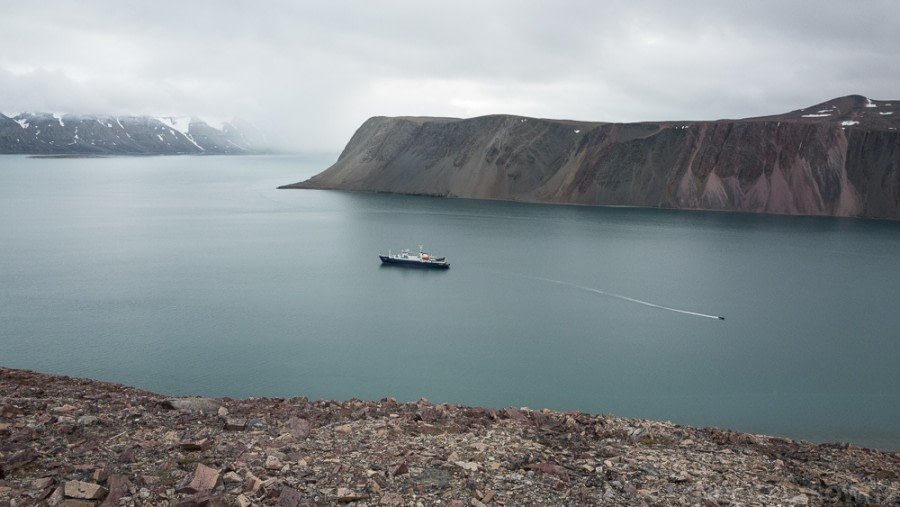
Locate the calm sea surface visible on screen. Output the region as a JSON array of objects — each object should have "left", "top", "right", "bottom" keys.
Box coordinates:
[{"left": 1, "top": 154, "right": 898, "bottom": 450}]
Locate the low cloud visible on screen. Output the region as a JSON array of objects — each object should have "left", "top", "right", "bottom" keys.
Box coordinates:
[{"left": 2, "top": 1, "right": 898, "bottom": 151}]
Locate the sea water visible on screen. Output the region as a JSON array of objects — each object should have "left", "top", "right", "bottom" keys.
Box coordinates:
[{"left": 1, "top": 154, "right": 898, "bottom": 450}]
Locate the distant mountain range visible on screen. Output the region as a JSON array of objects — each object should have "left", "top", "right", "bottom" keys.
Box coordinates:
[
  {"left": 281, "top": 95, "right": 900, "bottom": 219},
  {"left": 0, "top": 113, "right": 269, "bottom": 155}
]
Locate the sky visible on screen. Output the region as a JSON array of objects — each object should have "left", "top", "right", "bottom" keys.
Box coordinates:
[{"left": 1, "top": 1, "right": 898, "bottom": 152}]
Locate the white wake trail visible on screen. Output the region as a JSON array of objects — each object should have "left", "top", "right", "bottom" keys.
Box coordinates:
[{"left": 527, "top": 275, "right": 725, "bottom": 321}]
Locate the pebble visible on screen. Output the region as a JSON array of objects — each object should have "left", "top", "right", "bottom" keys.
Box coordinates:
[{"left": 0, "top": 366, "right": 897, "bottom": 506}]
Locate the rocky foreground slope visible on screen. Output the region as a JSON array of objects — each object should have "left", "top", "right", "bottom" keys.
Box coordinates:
[
  {"left": 1, "top": 368, "right": 897, "bottom": 506},
  {"left": 281, "top": 95, "right": 900, "bottom": 219},
  {"left": 0, "top": 113, "right": 267, "bottom": 155}
]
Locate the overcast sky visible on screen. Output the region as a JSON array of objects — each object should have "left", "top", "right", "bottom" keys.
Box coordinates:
[{"left": 2, "top": 1, "right": 898, "bottom": 151}]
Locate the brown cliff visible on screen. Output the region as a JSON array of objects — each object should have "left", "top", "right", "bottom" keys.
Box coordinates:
[{"left": 280, "top": 95, "right": 900, "bottom": 219}]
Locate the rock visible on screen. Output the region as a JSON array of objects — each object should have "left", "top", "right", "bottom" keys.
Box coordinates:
[
  {"left": 265, "top": 455, "right": 284, "bottom": 470},
  {"left": 181, "top": 437, "right": 212, "bottom": 451},
  {"left": 336, "top": 487, "right": 367, "bottom": 502},
  {"left": 1, "top": 366, "right": 899, "bottom": 506},
  {"left": 787, "top": 493, "right": 809, "bottom": 505},
  {"left": 224, "top": 418, "right": 247, "bottom": 431},
  {"left": 33, "top": 477, "right": 54, "bottom": 490},
  {"left": 222, "top": 471, "right": 242, "bottom": 484},
  {"left": 180, "top": 464, "right": 219, "bottom": 494},
  {"left": 77, "top": 415, "right": 98, "bottom": 426},
  {"left": 334, "top": 423, "right": 352, "bottom": 434},
  {"left": 276, "top": 486, "right": 302, "bottom": 507},
  {"left": 61, "top": 500, "right": 96, "bottom": 507},
  {"left": 64, "top": 481, "right": 107, "bottom": 500},
  {"left": 668, "top": 472, "right": 691, "bottom": 483},
  {"left": 380, "top": 492, "right": 404, "bottom": 506},
  {"left": 162, "top": 397, "right": 222, "bottom": 414},
  {"left": 284, "top": 417, "right": 311, "bottom": 438},
  {"left": 3, "top": 448, "right": 39, "bottom": 473},
  {"left": 455, "top": 461, "right": 479, "bottom": 472},
  {"left": 99, "top": 474, "right": 132, "bottom": 507},
  {"left": 408, "top": 467, "right": 451, "bottom": 490},
  {"left": 92, "top": 468, "right": 108, "bottom": 483},
  {"left": 526, "top": 463, "right": 569, "bottom": 481}
]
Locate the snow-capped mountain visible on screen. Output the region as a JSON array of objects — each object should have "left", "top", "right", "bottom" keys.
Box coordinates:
[{"left": 0, "top": 113, "right": 269, "bottom": 155}]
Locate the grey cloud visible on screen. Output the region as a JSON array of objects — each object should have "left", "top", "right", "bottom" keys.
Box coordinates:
[{"left": 1, "top": 1, "right": 898, "bottom": 151}]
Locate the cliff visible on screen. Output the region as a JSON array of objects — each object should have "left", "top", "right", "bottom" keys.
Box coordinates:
[
  {"left": 280, "top": 95, "right": 900, "bottom": 219},
  {"left": 0, "top": 113, "right": 268, "bottom": 155},
  {"left": 1, "top": 367, "right": 898, "bottom": 506}
]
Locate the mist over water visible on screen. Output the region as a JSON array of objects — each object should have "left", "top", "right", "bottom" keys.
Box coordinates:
[{"left": 1, "top": 154, "right": 898, "bottom": 450}]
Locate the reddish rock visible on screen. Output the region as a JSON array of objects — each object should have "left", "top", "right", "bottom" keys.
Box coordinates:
[
  {"left": 179, "top": 464, "right": 219, "bottom": 494},
  {"left": 99, "top": 474, "right": 133, "bottom": 507},
  {"left": 284, "top": 417, "right": 311, "bottom": 438},
  {"left": 380, "top": 492, "right": 404, "bottom": 506},
  {"left": 276, "top": 486, "right": 302, "bottom": 507},
  {"left": 504, "top": 408, "right": 529, "bottom": 422},
  {"left": 92, "top": 468, "right": 108, "bottom": 483},
  {"left": 224, "top": 418, "right": 247, "bottom": 431},
  {"left": 527, "top": 463, "right": 570, "bottom": 481},
  {"left": 63, "top": 480, "right": 107, "bottom": 500},
  {"left": 181, "top": 437, "right": 212, "bottom": 451},
  {"left": 3, "top": 448, "right": 39, "bottom": 474},
  {"left": 61, "top": 500, "right": 96, "bottom": 507}
]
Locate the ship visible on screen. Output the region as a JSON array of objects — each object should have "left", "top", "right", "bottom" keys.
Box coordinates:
[{"left": 379, "top": 246, "right": 450, "bottom": 269}]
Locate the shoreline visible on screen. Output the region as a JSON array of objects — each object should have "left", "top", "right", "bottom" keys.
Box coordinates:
[{"left": 1, "top": 367, "right": 897, "bottom": 506}]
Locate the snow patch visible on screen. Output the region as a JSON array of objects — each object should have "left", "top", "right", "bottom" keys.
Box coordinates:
[
  {"left": 15, "top": 118, "right": 29, "bottom": 129},
  {"left": 841, "top": 120, "right": 859, "bottom": 126},
  {"left": 865, "top": 98, "right": 877, "bottom": 108},
  {"left": 156, "top": 134, "right": 164, "bottom": 142},
  {"left": 158, "top": 116, "right": 192, "bottom": 136},
  {"left": 801, "top": 113, "right": 831, "bottom": 118},
  {"left": 574, "top": 129, "right": 580, "bottom": 134},
  {"left": 879, "top": 111, "right": 893, "bottom": 116},
  {"left": 158, "top": 116, "right": 205, "bottom": 151},
  {"left": 52, "top": 113, "right": 65, "bottom": 127}
]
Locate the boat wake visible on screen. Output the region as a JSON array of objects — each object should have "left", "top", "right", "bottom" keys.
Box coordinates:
[{"left": 523, "top": 275, "right": 725, "bottom": 321}]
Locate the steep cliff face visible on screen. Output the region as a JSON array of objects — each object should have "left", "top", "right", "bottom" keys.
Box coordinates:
[
  {"left": 281, "top": 95, "right": 900, "bottom": 219},
  {"left": 0, "top": 113, "right": 268, "bottom": 155}
]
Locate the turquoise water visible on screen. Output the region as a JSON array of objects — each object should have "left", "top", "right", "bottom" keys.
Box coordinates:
[{"left": 1, "top": 154, "right": 898, "bottom": 450}]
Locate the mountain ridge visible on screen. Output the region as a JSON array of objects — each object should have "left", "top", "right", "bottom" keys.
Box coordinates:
[
  {"left": 0, "top": 112, "right": 269, "bottom": 155},
  {"left": 281, "top": 95, "right": 900, "bottom": 219}
]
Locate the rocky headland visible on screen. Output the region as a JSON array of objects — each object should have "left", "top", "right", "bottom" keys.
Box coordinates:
[
  {"left": 1, "top": 367, "right": 897, "bottom": 506},
  {"left": 280, "top": 95, "right": 900, "bottom": 219},
  {"left": 0, "top": 113, "right": 268, "bottom": 155}
]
